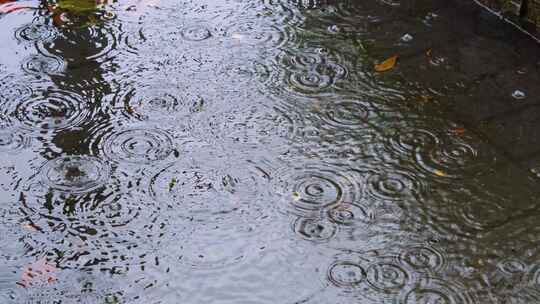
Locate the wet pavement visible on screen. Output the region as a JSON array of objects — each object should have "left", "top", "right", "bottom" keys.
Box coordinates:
[{"left": 1, "top": 0, "right": 540, "bottom": 303}]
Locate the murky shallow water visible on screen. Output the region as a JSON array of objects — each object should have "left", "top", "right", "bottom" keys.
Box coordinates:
[{"left": 1, "top": 0, "right": 540, "bottom": 303}]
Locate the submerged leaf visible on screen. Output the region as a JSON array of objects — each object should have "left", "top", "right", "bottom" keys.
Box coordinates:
[
  {"left": 450, "top": 128, "right": 466, "bottom": 135},
  {"left": 18, "top": 258, "right": 58, "bottom": 288},
  {"left": 374, "top": 55, "right": 398, "bottom": 72}
]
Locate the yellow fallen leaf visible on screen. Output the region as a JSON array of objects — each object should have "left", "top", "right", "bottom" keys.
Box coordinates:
[
  {"left": 292, "top": 192, "right": 301, "bottom": 201},
  {"left": 433, "top": 169, "right": 446, "bottom": 177},
  {"left": 374, "top": 55, "right": 398, "bottom": 72}
]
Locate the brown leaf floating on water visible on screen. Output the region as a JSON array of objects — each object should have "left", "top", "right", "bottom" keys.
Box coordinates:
[{"left": 374, "top": 55, "right": 398, "bottom": 72}]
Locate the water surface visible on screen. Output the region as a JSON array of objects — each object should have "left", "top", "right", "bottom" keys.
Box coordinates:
[{"left": 1, "top": 0, "right": 540, "bottom": 303}]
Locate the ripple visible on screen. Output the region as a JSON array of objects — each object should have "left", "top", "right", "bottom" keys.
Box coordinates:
[
  {"left": 389, "top": 128, "right": 440, "bottom": 156},
  {"left": 39, "top": 155, "right": 111, "bottom": 193},
  {"left": 398, "top": 245, "right": 447, "bottom": 273},
  {"left": 366, "top": 168, "right": 424, "bottom": 201},
  {"left": 0, "top": 75, "right": 34, "bottom": 106},
  {"left": 21, "top": 54, "right": 66, "bottom": 76},
  {"left": 497, "top": 259, "right": 527, "bottom": 276},
  {"left": 415, "top": 136, "right": 495, "bottom": 179},
  {"left": 149, "top": 158, "right": 271, "bottom": 223},
  {"left": 276, "top": 47, "right": 348, "bottom": 96},
  {"left": 193, "top": 104, "right": 302, "bottom": 153},
  {"left": 20, "top": 171, "right": 165, "bottom": 272},
  {"left": 328, "top": 261, "right": 367, "bottom": 288},
  {"left": 260, "top": 0, "right": 304, "bottom": 24},
  {"left": 116, "top": 86, "right": 202, "bottom": 123},
  {"left": 0, "top": 129, "right": 30, "bottom": 154},
  {"left": 40, "top": 25, "right": 118, "bottom": 62},
  {"left": 327, "top": 202, "right": 373, "bottom": 226},
  {"left": 180, "top": 24, "right": 212, "bottom": 41},
  {"left": 98, "top": 128, "right": 174, "bottom": 164},
  {"left": 320, "top": 99, "right": 374, "bottom": 128},
  {"left": 400, "top": 278, "right": 476, "bottom": 304},
  {"left": 9, "top": 89, "right": 92, "bottom": 131},
  {"left": 224, "top": 20, "right": 294, "bottom": 48},
  {"left": 526, "top": 264, "right": 540, "bottom": 288},
  {"left": 293, "top": 217, "right": 337, "bottom": 242},
  {"left": 366, "top": 258, "right": 412, "bottom": 293},
  {"left": 274, "top": 165, "right": 361, "bottom": 217},
  {"left": 150, "top": 158, "right": 275, "bottom": 269},
  {"left": 14, "top": 22, "right": 58, "bottom": 43},
  {"left": 216, "top": 57, "right": 271, "bottom": 86},
  {"left": 451, "top": 187, "right": 510, "bottom": 232}
]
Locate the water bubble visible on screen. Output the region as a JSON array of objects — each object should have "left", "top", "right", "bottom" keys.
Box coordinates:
[
  {"left": 293, "top": 217, "right": 337, "bottom": 242},
  {"left": 39, "top": 156, "right": 111, "bottom": 193},
  {"left": 327, "top": 24, "right": 342, "bottom": 34},
  {"left": 328, "top": 261, "right": 366, "bottom": 288},
  {"left": 401, "top": 33, "right": 413, "bottom": 42},
  {"left": 512, "top": 90, "right": 526, "bottom": 100}
]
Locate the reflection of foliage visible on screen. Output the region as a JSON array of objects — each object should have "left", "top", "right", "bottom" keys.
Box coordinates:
[
  {"left": 47, "top": 0, "right": 113, "bottom": 27},
  {"left": 55, "top": 0, "right": 101, "bottom": 13}
]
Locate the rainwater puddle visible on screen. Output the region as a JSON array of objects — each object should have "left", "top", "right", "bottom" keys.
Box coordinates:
[{"left": 1, "top": 0, "right": 540, "bottom": 303}]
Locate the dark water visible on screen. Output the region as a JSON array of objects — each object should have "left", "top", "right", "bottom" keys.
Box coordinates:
[{"left": 1, "top": 0, "right": 540, "bottom": 303}]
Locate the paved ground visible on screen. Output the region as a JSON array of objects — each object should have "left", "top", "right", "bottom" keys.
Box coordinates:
[{"left": 384, "top": 0, "right": 540, "bottom": 178}]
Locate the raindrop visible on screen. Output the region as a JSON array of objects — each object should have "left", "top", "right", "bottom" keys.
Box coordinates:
[
  {"left": 398, "top": 245, "right": 447, "bottom": 273},
  {"left": 366, "top": 258, "right": 412, "bottom": 292},
  {"left": 99, "top": 128, "right": 174, "bottom": 164},
  {"left": 293, "top": 217, "right": 337, "bottom": 242},
  {"left": 181, "top": 25, "right": 212, "bottom": 41},
  {"left": 328, "top": 261, "right": 366, "bottom": 288},
  {"left": 39, "top": 155, "right": 111, "bottom": 194},
  {"left": 327, "top": 202, "right": 372, "bottom": 226},
  {"left": 273, "top": 165, "right": 360, "bottom": 217}
]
